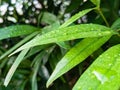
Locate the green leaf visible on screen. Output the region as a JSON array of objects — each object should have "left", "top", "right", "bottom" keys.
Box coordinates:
[
  {"left": 42, "top": 21, "right": 70, "bottom": 49},
  {"left": 0, "top": 31, "right": 39, "bottom": 60},
  {"left": 12, "top": 24, "right": 115, "bottom": 55},
  {"left": 46, "top": 36, "right": 111, "bottom": 87},
  {"left": 65, "top": 0, "right": 83, "bottom": 13},
  {"left": 4, "top": 48, "right": 29, "bottom": 87},
  {"left": 0, "top": 25, "right": 39, "bottom": 40},
  {"left": 111, "top": 18, "right": 120, "bottom": 30},
  {"left": 60, "top": 8, "right": 93, "bottom": 28},
  {"left": 73, "top": 44, "right": 120, "bottom": 90},
  {"left": 90, "top": 0, "right": 100, "bottom": 7},
  {"left": 24, "top": 45, "right": 48, "bottom": 60},
  {"left": 31, "top": 52, "right": 45, "bottom": 90},
  {"left": 41, "top": 12, "right": 58, "bottom": 25}
]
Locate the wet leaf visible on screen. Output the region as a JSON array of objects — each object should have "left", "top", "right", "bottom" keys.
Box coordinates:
[
  {"left": 12, "top": 24, "right": 115, "bottom": 54},
  {"left": 46, "top": 36, "right": 111, "bottom": 87},
  {"left": 42, "top": 21, "right": 70, "bottom": 49},
  {"left": 0, "top": 31, "right": 39, "bottom": 60},
  {"left": 73, "top": 44, "right": 120, "bottom": 90},
  {"left": 0, "top": 25, "right": 39, "bottom": 40}
]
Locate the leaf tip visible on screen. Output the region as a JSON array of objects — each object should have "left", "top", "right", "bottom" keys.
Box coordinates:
[
  {"left": 4, "top": 80, "right": 9, "bottom": 87},
  {"left": 46, "top": 80, "right": 53, "bottom": 88}
]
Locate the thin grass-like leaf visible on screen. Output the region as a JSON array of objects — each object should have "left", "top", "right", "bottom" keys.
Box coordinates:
[
  {"left": 0, "top": 25, "right": 39, "bottom": 40},
  {"left": 11, "top": 24, "right": 116, "bottom": 55},
  {"left": 46, "top": 36, "right": 111, "bottom": 87},
  {"left": 31, "top": 52, "right": 45, "bottom": 90},
  {"left": 90, "top": 0, "right": 100, "bottom": 7},
  {"left": 4, "top": 48, "right": 29, "bottom": 86},
  {"left": 0, "top": 31, "right": 39, "bottom": 60},
  {"left": 60, "top": 8, "right": 93, "bottom": 28}
]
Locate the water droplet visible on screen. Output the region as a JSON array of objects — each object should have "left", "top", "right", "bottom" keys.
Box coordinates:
[
  {"left": 108, "top": 63, "right": 112, "bottom": 66},
  {"left": 77, "top": 86, "right": 82, "bottom": 89},
  {"left": 92, "top": 71, "right": 108, "bottom": 84},
  {"left": 98, "top": 33, "right": 102, "bottom": 36}
]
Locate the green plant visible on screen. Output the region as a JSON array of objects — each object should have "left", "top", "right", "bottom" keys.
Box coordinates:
[{"left": 0, "top": 0, "right": 120, "bottom": 90}]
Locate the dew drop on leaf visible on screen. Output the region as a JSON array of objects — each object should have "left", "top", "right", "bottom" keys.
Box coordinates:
[{"left": 92, "top": 71, "right": 108, "bottom": 84}]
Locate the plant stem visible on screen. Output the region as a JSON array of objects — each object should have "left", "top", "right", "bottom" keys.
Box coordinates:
[{"left": 97, "top": 8, "right": 110, "bottom": 27}]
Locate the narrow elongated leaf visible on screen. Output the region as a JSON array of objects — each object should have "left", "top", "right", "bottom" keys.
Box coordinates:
[
  {"left": 32, "top": 52, "right": 45, "bottom": 90},
  {"left": 65, "top": 0, "right": 83, "bottom": 13},
  {"left": 0, "top": 25, "right": 39, "bottom": 40},
  {"left": 24, "top": 45, "right": 48, "bottom": 60},
  {"left": 90, "top": 0, "right": 100, "bottom": 7},
  {"left": 73, "top": 44, "right": 120, "bottom": 90},
  {"left": 4, "top": 49, "right": 29, "bottom": 87},
  {"left": 111, "top": 18, "right": 120, "bottom": 30},
  {"left": 42, "top": 21, "right": 70, "bottom": 49},
  {"left": 11, "top": 24, "right": 116, "bottom": 55},
  {"left": 60, "top": 8, "right": 93, "bottom": 28},
  {"left": 41, "top": 12, "right": 58, "bottom": 25},
  {"left": 46, "top": 36, "right": 111, "bottom": 87},
  {"left": 0, "top": 31, "right": 39, "bottom": 60}
]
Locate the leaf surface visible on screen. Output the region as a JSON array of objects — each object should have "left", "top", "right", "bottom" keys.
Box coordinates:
[
  {"left": 0, "top": 25, "right": 39, "bottom": 40},
  {"left": 73, "top": 44, "right": 120, "bottom": 90},
  {"left": 31, "top": 52, "right": 45, "bottom": 90},
  {"left": 12, "top": 24, "right": 115, "bottom": 54},
  {"left": 4, "top": 49, "right": 29, "bottom": 86},
  {"left": 60, "top": 8, "right": 93, "bottom": 28},
  {"left": 41, "top": 12, "right": 58, "bottom": 25},
  {"left": 46, "top": 36, "right": 111, "bottom": 87},
  {"left": 111, "top": 18, "right": 120, "bottom": 30},
  {"left": 90, "top": 0, "right": 100, "bottom": 7},
  {"left": 0, "top": 31, "right": 39, "bottom": 60}
]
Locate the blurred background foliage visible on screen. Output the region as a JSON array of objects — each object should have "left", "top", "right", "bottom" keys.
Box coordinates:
[{"left": 0, "top": 0, "right": 120, "bottom": 90}]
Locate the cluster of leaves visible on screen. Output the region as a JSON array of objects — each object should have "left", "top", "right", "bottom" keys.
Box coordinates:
[{"left": 0, "top": 0, "right": 120, "bottom": 90}]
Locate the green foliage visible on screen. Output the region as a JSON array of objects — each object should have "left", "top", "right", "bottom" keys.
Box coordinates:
[
  {"left": 60, "top": 8, "right": 93, "bottom": 28},
  {"left": 90, "top": 0, "right": 100, "bottom": 7},
  {"left": 4, "top": 49, "right": 29, "bottom": 86},
  {"left": 73, "top": 44, "right": 120, "bottom": 90},
  {"left": 46, "top": 36, "right": 111, "bottom": 87},
  {"left": 0, "top": 0, "right": 120, "bottom": 90},
  {"left": 12, "top": 24, "right": 115, "bottom": 55},
  {"left": 0, "top": 25, "right": 39, "bottom": 40}
]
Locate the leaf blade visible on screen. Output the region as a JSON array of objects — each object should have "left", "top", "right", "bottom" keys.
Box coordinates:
[
  {"left": 90, "top": 0, "right": 100, "bottom": 7},
  {"left": 4, "top": 48, "right": 29, "bottom": 86},
  {"left": 0, "top": 31, "right": 39, "bottom": 60},
  {"left": 60, "top": 8, "right": 93, "bottom": 28},
  {"left": 0, "top": 25, "right": 39, "bottom": 40},
  {"left": 73, "top": 44, "right": 120, "bottom": 90},
  {"left": 46, "top": 36, "right": 111, "bottom": 87},
  {"left": 12, "top": 24, "right": 115, "bottom": 54}
]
